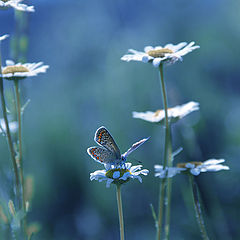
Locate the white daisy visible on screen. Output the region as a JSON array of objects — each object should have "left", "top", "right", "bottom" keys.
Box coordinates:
[
  {"left": 155, "top": 159, "right": 229, "bottom": 178},
  {"left": 0, "top": 118, "right": 18, "bottom": 134},
  {"left": 133, "top": 101, "right": 199, "bottom": 124},
  {"left": 0, "top": 60, "right": 49, "bottom": 80},
  {"left": 0, "top": 0, "right": 34, "bottom": 12},
  {"left": 177, "top": 159, "right": 230, "bottom": 176},
  {"left": 0, "top": 34, "right": 9, "bottom": 42},
  {"left": 121, "top": 42, "right": 200, "bottom": 67},
  {"left": 90, "top": 163, "right": 149, "bottom": 188}
]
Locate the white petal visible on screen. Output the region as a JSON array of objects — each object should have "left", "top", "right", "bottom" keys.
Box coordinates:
[
  {"left": 135, "top": 176, "right": 142, "bottom": 183},
  {"left": 130, "top": 165, "right": 143, "bottom": 173},
  {"left": 6, "top": 60, "right": 15, "bottom": 66},
  {"left": 203, "top": 159, "right": 225, "bottom": 165},
  {"left": 142, "top": 55, "right": 152, "bottom": 63},
  {"left": 154, "top": 165, "right": 164, "bottom": 171},
  {"left": 204, "top": 165, "right": 229, "bottom": 172},
  {"left": 0, "top": 34, "right": 9, "bottom": 41},
  {"left": 125, "top": 162, "right": 132, "bottom": 169},
  {"left": 132, "top": 110, "right": 164, "bottom": 123},
  {"left": 190, "top": 168, "right": 201, "bottom": 176},
  {"left": 139, "top": 169, "right": 149, "bottom": 176},
  {"left": 152, "top": 58, "right": 162, "bottom": 67},
  {"left": 121, "top": 54, "right": 144, "bottom": 62},
  {"left": 106, "top": 179, "right": 114, "bottom": 188},
  {"left": 164, "top": 42, "right": 187, "bottom": 52},
  {"left": 144, "top": 46, "right": 154, "bottom": 52}
]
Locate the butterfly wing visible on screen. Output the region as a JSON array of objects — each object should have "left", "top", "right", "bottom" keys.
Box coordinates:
[
  {"left": 94, "top": 126, "right": 121, "bottom": 159},
  {"left": 122, "top": 137, "right": 150, "bottom": 158},
  {"left": 87, "top": 146, "right": 116, "bottom": 164}
]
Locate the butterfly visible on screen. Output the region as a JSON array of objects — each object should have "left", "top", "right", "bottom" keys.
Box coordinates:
[{"left": 87, "top": 126, "right": 149, "bottom": 167}]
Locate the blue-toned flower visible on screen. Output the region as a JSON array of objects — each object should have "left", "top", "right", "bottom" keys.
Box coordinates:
[
  {"left": 0, "top": 0, "right": 34, "bottom": 12},
  {"left": 90, "top": 163, "right": 149, "bottom": 188},
  {"left": 155, "top": 159, "right": 229, "bottom": 178},
  {"left": 121, "top": 42, "right": 200, "bottom": 67},
  {"left": 133, "top": 101, "right": 199, "bottom": 124},
  {"left": 1, "top": 60, "right": 49, "bottom": 80},
  {"left": 177, "top": 159, "right": 230, "bottom": 176}
]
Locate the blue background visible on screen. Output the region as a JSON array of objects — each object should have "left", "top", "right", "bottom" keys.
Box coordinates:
[{"left": 0, "top": 0, "right": 239, "bottom": 239}]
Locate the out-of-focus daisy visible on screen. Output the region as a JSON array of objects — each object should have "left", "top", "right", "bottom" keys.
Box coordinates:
[
  {"left": 154, "top": 165, "right": 185, "bottom": 178},
  {"left": 0, "top": 34, "right": 9, "bottom": 42},
  {"left": 90, "top": 163, "right": 149, "bottom": 188},
  {"left": 0, "top": 118, "right": 18, "bottom": 134},
  {"left": 121, "top": 42, "right": 200, "bottom": 67},
  {"left": 177, "top": 159, "right": 230, "bottom": 176},
  {"left": 155, "top": 159, "right": 229, "bottom": 178},
  {"left": 0, "top": 60, "right": 49, "bottom": 80},
  {"left": 133, "top": 101, "right": 199, "bottom": 124},
  {"left": 0, "top": 0, "right": 34, "bottom": 12}
]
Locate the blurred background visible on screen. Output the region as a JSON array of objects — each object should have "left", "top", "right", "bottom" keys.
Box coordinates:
[{"left": 0, "top": 0, "right": 239, "bottom": 239}]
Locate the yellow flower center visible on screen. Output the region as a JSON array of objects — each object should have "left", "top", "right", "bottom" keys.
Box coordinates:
[
  {"left": 2, "top": 65, "right": 29, "bottom": 75},
  {"left": 147, "top": 48, "right": 173, "bottom": 58},
  {"left": 177, "top": 161, "right": 202, "bottom": 168},
  {"left": 106, "top": 168, "right": 130, "bottom": 185}
]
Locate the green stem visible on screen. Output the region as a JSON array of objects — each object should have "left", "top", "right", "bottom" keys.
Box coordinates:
[
  {"left": 14, "top": 80, "right": 24, "bottom": 203},
  {"left": 116, "top": 185, "right": 125, "bottom": 240},
  {"left": 164, "top": 177, "right": 172, "bottom": 240},
  {"left": 164, "top": 127, "right": 172, "bottom": 240},
  {"left": 156, "top": 63, "right": 172, "bottom": 240},
  {"left": 189, "top": 174, "right": 209, "bottom": 240},
  {"left": 14, "top": 80, "right": 27, "bottom": 235},
  {"left": 157, "top": 177, "right": 166, "bottom": 240},
  {"left": 0, "top": 46, "right": 20, "bottom": 202}
]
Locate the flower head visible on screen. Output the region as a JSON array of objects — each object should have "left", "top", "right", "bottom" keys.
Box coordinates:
[
  {"left": 0, "top": 0, "right": 34, "bottom": 12},
  {"left": 155, "top": 159, "right": 229, "bottom": 178},
  {"left": 133, "top": 101, "right": 199, "bottom": 124},
  {"left": 121, "top": 42, "right": 200, "bottom": 67},
  {"left": 177, "top": 159, "right": 230, "bottom": 176},
  {"left": 90, "top": 163, "right": 149, "bottom": 188},
  {"left": 1, "top": 60, "right": 49, "bottom": 80}
]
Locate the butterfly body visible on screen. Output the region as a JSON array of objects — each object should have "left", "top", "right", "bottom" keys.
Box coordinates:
[{"left": 87, "top": 126, "right": 149, "bottom": 167}]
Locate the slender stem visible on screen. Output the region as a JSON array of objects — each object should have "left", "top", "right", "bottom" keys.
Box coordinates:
[
  {"left": 14, "top": 80, "right": 25, "bottom": 205},
  {"left": 189, "top": 174, "right": 209, "bottom": 240},
  {"left": 164, "top": 177, "right": 172, "bottom": 240},
  {"left": 156, "top": 63, "right": 172, "bottom": 240},
  {"left": 14, "top": 79, "right": 27, "bottom": 236},
  {"left": 0, "top": 47, "right": 20, "bottom": 201},
  {"left": 157, "top": 177, "right": 166, "bottom": 240},
  {"left": 164, "top": 128, "right": 172, "bottom": 240},
  {"left": 116, "top": 185, "right": 125, "bottom": 240}
]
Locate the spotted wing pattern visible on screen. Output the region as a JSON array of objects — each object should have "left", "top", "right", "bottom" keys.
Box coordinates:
[
  {"left": 122, "top": 137, "right": 150, "bottom": 158},
  {"left": 94, "top": 126, "right": 121, "bottom": 159},
  {"left": 87, "top": 146, "right": 116, "bottom": 164}
]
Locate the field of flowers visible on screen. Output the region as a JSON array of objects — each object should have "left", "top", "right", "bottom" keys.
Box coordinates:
[{"left": 0, "top": 1, "right": 239, "bottom": 239}]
